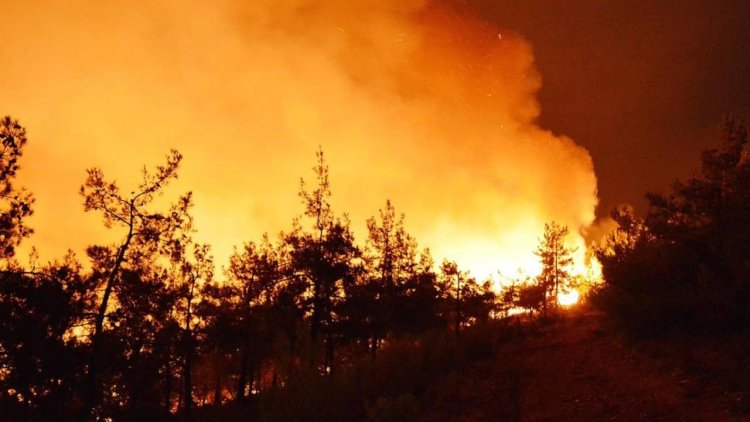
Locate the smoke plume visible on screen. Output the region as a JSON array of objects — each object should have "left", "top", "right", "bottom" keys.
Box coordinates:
[{"left": 0, "top": 0, "right": 598, "bottom": 279}]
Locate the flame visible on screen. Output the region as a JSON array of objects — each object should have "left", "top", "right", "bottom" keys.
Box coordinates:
[
  {"left": 0, "top": 1, "right": 598, "bottom": 279},
  {"left": 557, "top": 289, "right": 580, "bottom": 306}
]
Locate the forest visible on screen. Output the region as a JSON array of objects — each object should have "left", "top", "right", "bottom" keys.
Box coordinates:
[
  {"left": 2, "top": 115, "right": 750, "bottom": 421},
  {"left": 0, "top": 115, "right": 583, "bottom": 421}
]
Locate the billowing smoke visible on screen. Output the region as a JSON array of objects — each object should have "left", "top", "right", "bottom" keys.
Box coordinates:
[{"left": 0, "top": 1, "right": 597, "bottom": 279}]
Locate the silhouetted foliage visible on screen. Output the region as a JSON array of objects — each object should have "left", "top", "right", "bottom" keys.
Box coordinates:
[
  {"left": 0, "top": 255, "right": 89, "bottom": 420},
  {"left": 437, "top": 261, "right": 496, "bottom": 336},
  {"left": 214, "top": 234, "right": 297, "bottom": 400},
  {"left": 0, "top": 118, "right": 84, "bottom": 420},
  {"left": 79, "top": 149, "right": 193, "bottom": 418},
  {"left": 0, "top": 141, "right": 522, "bottom": 420},
  {"left": 596, "top": 117, "right": 750, "bottom": 334},
  {"left": 170, "top": 238, "right": 213, "bottom": 416},
  {"left": 535, "top": 222, "right": 575, "bottom": 316},
  {"left": 0, "top": 116, "right": 33, "bottom": 263},
  {"left": 339, "top": 200, "right": 439, "bottom": 358},
  {"left": 284, "top": 148, "right": 361, "bottom": 374},
  {"left": 516, "top": 282, "right": 546, "bottom": 314},
  {"left": 252, "top": 319, "right": 515, "bottom": 422}
]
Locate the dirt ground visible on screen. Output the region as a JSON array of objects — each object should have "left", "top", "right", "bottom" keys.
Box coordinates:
[{"left": 424, "top": 308, "right": 749, "bottom": 421}]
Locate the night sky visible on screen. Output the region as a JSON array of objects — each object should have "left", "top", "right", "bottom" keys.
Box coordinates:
[{"left": 475, "top": 0, "right": 750, "bottom": 216}]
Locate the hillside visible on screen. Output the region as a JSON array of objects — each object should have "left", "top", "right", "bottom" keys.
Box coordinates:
[{"left": 422, "top": 308, "right": 748, "bottom": 421}]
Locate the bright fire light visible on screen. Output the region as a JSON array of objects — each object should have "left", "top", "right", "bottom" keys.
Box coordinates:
[
  {"left": 0, "top": 1, "right": 599, "bottom": 282},
  {"left": 557, "top": 289, "right": 580, "bottom": 306}
]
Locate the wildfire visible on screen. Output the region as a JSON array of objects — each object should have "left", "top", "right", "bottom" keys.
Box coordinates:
[
  {"left": 1, "top": 1, "right": 598, "bottom": 281},
  {"left": 557, "top": 289, "right": 580, "bottom": 306}
]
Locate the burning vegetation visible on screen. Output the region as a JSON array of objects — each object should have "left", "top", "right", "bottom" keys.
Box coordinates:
[
  {"left": 0, "top": 116, "right": 594, "bottom": 419},
  {"left": 3, "top": 1, "right": 749, "bottom": 421}
]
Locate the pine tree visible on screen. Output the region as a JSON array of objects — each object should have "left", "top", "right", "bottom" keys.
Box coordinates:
[
  {"left": 285, "top": 147, "right": 360, "bottom": 374},
  {"left": 535, "top": 222, "right": 575, "bottom": 316},
  {"left": 362, "top": 200, "right": 417, "bottom": 354},
  {"left": 0, "top": 116, "right": 33, "bottom": 264},
  {"left": 79, "top": 150, "right": 192, "bottom": 418}
]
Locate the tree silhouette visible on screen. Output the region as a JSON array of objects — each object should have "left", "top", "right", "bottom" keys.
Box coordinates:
[
  {"left": 401, "top": 250, "right": 442, "bottom": 334},
  {"left": 0, "top": 124, "right": 599, "bottom": 419},
  {"left": 360, "top": 200, "right": 418, "bottom": 355},
  {"left": 437, "top": 260, "right": 495, "bottom": 336},
  {"left": 439, "top": 261, "right": 466, "bottom": 336},
  {"left": 107, "top": 254, "right": 178, "bottom": 417},
  {"left": 516, "top": 282, "right": 546, "bottom": 314},
  {"left": 535, "top": 222, "right": 575, "bottom": 316},
  {"left": 0, "top": 116, "right": 33, "bottom": 264},
  {"left": 646, "top": 117, "right": 750, "bottom": 277},
  {"left": 285, "top": 148, "right": 360, "bottom": 374},
  {"left": 79, "top": 149, "right": 192, "bottom": 418},
  {"left": 224, "top": 234, "right": 285, "bottom": 399},
  {"left": 0, "top": 254, "right": 89, "bottom": 420},
  {"left": 168, "top": 237, "right": 213, "bottom": 416},
  {"left": 0, "top": 118, "right": 86, "bottom": 420},
  {"left": 596, "top": 117, "right": 750, "bottom": 333}
]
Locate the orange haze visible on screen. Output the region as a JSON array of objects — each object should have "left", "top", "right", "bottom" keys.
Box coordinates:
[{"left": 0, "top": 1, "right": 598, "bottom": 280}]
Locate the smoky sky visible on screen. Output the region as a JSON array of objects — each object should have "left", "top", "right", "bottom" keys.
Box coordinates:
[
  {"left": 471, "top": 0, "right": 750, "bottom": 216},
  {"left": 1, "top": 0, "right": 600, "bottom": 279},
  {"left": 6, "top": 1, "right": 743, "bottom": 278}
]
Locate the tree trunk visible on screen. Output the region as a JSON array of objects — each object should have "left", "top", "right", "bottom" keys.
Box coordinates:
[
  {"left": 455, "top": 275, "right": 461, "bottom": 337},
  {"left": 164, "top": 353, "right": 172, "bottom": 411},
  {"left": 183, "top": 329, "right": 193, "bottom": 417},
  {"left": 370, "top": 336, "right": 379, "bottom": 361},
  {"left": 213, "top": 369, "right": 222, "bottom": 406},
  {"left": 309, "top": 286, "right": 322, "bottom": 370},
  {"left": 183, "top": 274, "right": 197, "bottom": 417},
  {"left": 82, "top": 210, "right": 135, "bottom": 420},
  {"left": 325, "top": 332, "right": 335, "bottom": 376},
  {"left": 236, "top": 346, "right": 250, "bottom": 400}
]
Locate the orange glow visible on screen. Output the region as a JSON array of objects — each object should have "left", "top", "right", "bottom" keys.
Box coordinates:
[
  {"left": 0, "top": 1, "right": 598, "bottom": 278},
  {"left": 557, "top": 289, "right": 580, "bottom": 307}
]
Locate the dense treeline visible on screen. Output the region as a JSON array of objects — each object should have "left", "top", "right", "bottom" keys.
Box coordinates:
[
  {"left": 0, "top": 116, "right": 586, "bottom": 420},
  {"left": 1, "top": 117, "right": 588, "bottom": 420},
  {"left": 4, "top": 113, "right": 746, "bottom": 417},
  {"left": 595, "top": 117, "right": 750, "bottom": 334}
]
